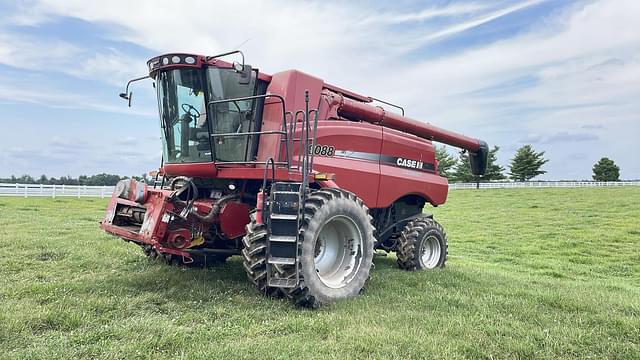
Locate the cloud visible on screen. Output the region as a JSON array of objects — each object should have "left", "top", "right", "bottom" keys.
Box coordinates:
[
  {"left": 0, "top": 33, "right": 81, "bottom": 70},
  {"left": 568, "top": 153, "right": 587, "bottom": 160},
  {"left": 0, "top": 135, "right": 160, "bottom": 178},
  {"left": 0, "top": 31, "right": 148, "bottom": 88},
  {"left": 114, "top": 137, "right": 139, "bottom": 146},
  {"left": 581, "top": 124, "right": 604, "bottom": 129},
  {"left": 359, "top": 3, "right": 491, "bottom": 25},
  {"left": 1, "top": 1, "right": 52, "bottom": 26},
  {"left": 409, "top": 0, "right": 545, "bottom": 45},
  {"left": 0, "top": 0, "right": 639, "bottom": 179},
  {"left": 0, "top": 73, "right": 154, "bottom": 116},
  {"left": 519, "top": 131, "right": 598, "bottom": 144},
  {"left": 68, "top": 49, "right": 149, "bottom": 87}
]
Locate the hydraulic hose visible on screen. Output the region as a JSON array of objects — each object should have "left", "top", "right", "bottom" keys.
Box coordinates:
[{"left": 189, "top": 194, "right": 239, "bottom": 223}]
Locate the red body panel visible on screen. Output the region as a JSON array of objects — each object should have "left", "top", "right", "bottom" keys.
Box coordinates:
[
  {"left": 219, "top": 202, "right": 251, "bottom": 239},
  {"left": 309, "top": 121, "right": 382, "bottom": 206},
  {"left": 377, "top": 127, "right": 448, "bottom": 206},
  {"left": 257, "top": 70, "right": 325, "bottom": 164}
]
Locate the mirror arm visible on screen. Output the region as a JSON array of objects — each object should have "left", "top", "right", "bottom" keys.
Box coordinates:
[
  {"left": 119, "top": 75, "right": 150, "bottom": 107},
  {"left": 205, "top": 50, "right": 245, "bottom": 72}
]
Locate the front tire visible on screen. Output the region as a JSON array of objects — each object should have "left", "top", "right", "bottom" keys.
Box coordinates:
[
  {"left": 396, "top": 217, "right": 448, "bottom": 271},
  {"left": 241, "top": 212, "right": 282, "bottom": 297},
  {"left": 283, "top": 188, "right": 375, "bottom": 308}
]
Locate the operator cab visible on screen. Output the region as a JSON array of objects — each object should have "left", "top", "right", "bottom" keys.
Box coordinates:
[{"left": 147, "top": 53, "right": 268, "bottom": 165}]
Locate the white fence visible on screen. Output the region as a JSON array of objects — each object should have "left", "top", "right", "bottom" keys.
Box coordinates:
[
  {"left": 0, "top": 183, "right": 115, "bottom": 198},
  {"left": 448, "top": 181, "right": 640, "bottom": 190},
  {"left": 0, "top": 181, "right": 639, "bottom": 198}
]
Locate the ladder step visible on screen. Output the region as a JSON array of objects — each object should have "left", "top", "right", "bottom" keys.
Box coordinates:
[
  {"left": 270, "top": 214, "right": 298, "bottom": 220},
  {"left": 268, "top": 256, "right": 296, "bottom": 265},
  {"left": 273, "top": 191, "right": 300, "bottom": 195},
  {"left": 269, "top": 235, "right": 297, "bottom": 243}
]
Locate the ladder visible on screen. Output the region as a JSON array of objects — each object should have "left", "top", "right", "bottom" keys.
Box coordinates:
[
  {"left": 264, "top": 90, "right": 318, "bottom": 288},
  {"left": 266, "top": 182, "right": 301, "bottom": 288}
]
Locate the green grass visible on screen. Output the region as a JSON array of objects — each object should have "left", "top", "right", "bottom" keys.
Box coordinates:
[{"left": 0, "top": 188, "right": 639, "bottom": 359}]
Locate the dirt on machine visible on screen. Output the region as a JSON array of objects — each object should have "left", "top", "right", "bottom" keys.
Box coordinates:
[{"left": 101, "top": 51, "right": 488, "bottom": 308}]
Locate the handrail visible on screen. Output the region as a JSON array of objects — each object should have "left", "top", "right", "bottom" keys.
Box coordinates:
[
  {"left": 214, "top": 161, "right": 288, "bottom": 166},
  {"left": 210, "top": 130, "right": 286, "bottom": 138},
  {"left": 208, "top": 93, "right": 290, "bottom": 168},
  {"left": 369, "top": 96, "right": 405, "bottom": 116},
  {"left": 308, "top": 109, "right": 319, "bottom": 171},
  {"left": 205, "top": 50, "right": 245, "bottom": 69},
  {"left": 261, "top": 157, "right": 276, "bottom": 224},
  {"left": 293, "top": 110, "right": 306, "bottom": 166},
  {"left": 284, "top": 111, "right": 294, "bottom": 168},
  {"left": 301, "top": 91, "right": 311, "bottom": 201}
]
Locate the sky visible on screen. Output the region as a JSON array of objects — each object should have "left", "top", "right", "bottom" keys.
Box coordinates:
[{"left": 0, "top": 0, "right": 638, "bottom": 180}]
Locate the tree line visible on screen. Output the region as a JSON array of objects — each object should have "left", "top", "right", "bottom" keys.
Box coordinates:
[
  {"left": 0, "top": 173, "right": 149, "bottom": 186},
  {"left": 436, "top": 144, "right": 621, "bottom": 183}
]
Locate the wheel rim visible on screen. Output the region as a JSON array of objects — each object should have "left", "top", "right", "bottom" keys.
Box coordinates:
[
  {"left": 314, "top": 215, "right": 364, "bottom": 289},
  {"left": 420, "top": 235, "right": 441, "bottom": 269}
]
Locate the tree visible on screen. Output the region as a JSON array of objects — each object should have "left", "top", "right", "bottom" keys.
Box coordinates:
[
  {"left": 434, "top": 145, "right": 456, "bottom": 177},
  {"left": 508, "top": 144, "right": 549, "bottom": 181},
  {"left": 450, "top": 152, "right": 475, "bottom": 183},
  {"left": 450, "top": 146, "right": 506, "bottom": 183},
  {"left": 592, "top": 157, "right": 620, "bottom": 181},
  {"left": 483, "top": 146, "right": 506, "bottom": 181}
]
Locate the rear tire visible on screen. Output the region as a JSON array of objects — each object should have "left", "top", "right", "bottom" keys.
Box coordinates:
[
  {"left": 282, "top": 188, "right": 375, "bottom": 308},
  {"left": 396, "top": 217, "right": 447, "bottom": 271}
]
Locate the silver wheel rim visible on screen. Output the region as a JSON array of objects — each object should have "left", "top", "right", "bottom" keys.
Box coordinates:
[
  {"left": 314, "top": 215, "right": 364, "bottom": 289},
  {"left": 420, "top": 235, "right": 441, "bottom": 269}
]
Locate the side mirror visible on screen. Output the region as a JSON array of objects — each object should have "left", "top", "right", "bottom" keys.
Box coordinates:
[
  {"left": 119, "top": 92, "right": 133, "bottom": 107},
  {"left": 118, "top": 75, "right": 149, "bottom": 108},
  {"left": 469, "top": 140, "right": 489, "bottom": 176},
  {"left": 237, "top": 64, "right": 252, "bottom": 85}
]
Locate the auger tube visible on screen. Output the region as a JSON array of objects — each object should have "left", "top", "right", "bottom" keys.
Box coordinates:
[{"left": 323, "top": 90, "right": 488, "bottom": 175}]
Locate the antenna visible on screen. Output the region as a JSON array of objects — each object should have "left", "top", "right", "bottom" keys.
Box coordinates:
[{"left": 232, "top": 38, "right": 251, "bottom": 50}]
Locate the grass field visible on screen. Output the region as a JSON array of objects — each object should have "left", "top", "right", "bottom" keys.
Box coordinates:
[{"left": 0, "top": 187, "right": 639, "bottom": 359}]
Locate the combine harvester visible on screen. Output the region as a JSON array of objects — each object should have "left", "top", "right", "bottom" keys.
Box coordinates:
[{"left": 101, "top": 51, "right": 488, "bottom": 307}]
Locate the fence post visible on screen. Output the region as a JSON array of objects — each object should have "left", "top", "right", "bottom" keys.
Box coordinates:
[
  {"left": 101, "top": 186, "right": 105, "bottom": 199},
  {"left": 24, "top": 184, "right": 27, "bottom": 198},
  {"left": 62, "top": 184, "right": 65, "bottom": 196},
  {"left": 52, "top": 184, "right": 56, "bottom": 198},
  {"left": 77, "top": 186, "right": 81, "bottom": 199}
]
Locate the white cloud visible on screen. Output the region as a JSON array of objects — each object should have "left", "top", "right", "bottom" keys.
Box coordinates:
[
  {"left": 359, "top": 2, "right": 491, "bottom": 25},
  {"left": 0, "top": 33, "right": 81, "bottom": 70},
  {"left": 68, "top": 49, "right": 149, "bottom": 86},
  {"left": 0, "top": 32, "right": 147, "bottom": 87},
  {"left": 0, "top": 73, "right": 154, "bottom": 116},
  {"left": 409, "top": 0, "right": 545, "bottom": 45}
]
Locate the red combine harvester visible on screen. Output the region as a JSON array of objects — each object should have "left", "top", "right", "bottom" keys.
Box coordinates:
[{"left": 101, "top": 51, "right": 488, "bottom": 307}]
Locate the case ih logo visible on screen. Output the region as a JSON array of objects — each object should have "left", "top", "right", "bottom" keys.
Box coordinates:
[{"left": 396, "top": 157, "right": 424, "bottom": 170}]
